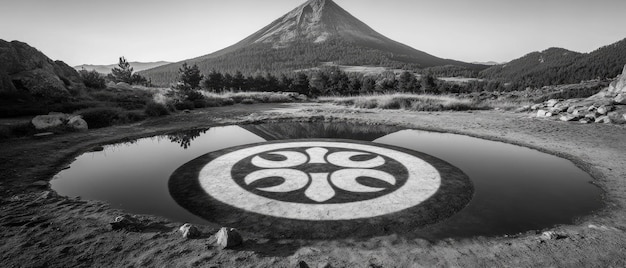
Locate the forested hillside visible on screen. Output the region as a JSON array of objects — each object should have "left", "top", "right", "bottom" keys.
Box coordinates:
[{"left": 479, "top": 38, "right": 626, "bottom": 89}]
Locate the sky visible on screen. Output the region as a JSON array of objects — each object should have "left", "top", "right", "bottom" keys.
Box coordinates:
[{"left": 0, "top": 0, "right": 624, "bottom": 66}]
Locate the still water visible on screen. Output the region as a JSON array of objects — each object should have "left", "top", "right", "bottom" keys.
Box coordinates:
[{"left": 51, "top": 122, "right": 603, "bottom": 239}]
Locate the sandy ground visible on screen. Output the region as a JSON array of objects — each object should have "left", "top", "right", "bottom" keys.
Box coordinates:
[{"left": 1, "top": 103, "right": 625, "bottom": 267}]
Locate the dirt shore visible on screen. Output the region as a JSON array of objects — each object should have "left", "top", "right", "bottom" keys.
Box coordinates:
[{"left": 1, "top": 103, "right": 625, "bottom": 267}]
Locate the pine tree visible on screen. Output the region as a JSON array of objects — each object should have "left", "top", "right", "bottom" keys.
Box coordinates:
[
  {"left": 177, "top": 62, "right": 204, "bottom": 90},
  {"left": 111, "top": 56, "right": 133, "bottom": 83}
]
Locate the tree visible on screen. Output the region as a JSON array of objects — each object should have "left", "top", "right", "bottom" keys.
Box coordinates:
[
  {"left": 420, "top": 71, "right": 438, "bottom": 94},
  {"left": 177, "top": 62, "right": 204, "bottom": 90},
  {"left": 111, "top": 56, "right": 133, "bottom": 83},
  {"left": 79, "top": 69, "right": 106, "bottom": 89},
  {"left": 398, "top": 71, "right": 418, "bottom": 92},
  {"left": 203, "top": 69, "right": 224, "bottom": 92},
  {"left": 291, "top": 72, "right": 310, "bottom": 95}
]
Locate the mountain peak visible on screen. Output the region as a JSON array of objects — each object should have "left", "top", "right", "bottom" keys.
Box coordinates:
[{"left": 248, "top": 0, "right": 385, "bottom": 47}]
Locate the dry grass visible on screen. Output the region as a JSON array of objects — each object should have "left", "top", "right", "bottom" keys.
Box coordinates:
[{"left": 324, "top": 93, "right": 490, "bottom": 111}]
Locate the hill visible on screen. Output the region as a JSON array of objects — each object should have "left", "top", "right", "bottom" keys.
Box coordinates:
[
  {"left": 140, "top": 0, "right": 486, "bottom": 86},
  {"left": 74, "top": 61, "right": 171, "bottom": 74},
  {"left": 479, "top": 38, "right": 626, "bottom": 89}
]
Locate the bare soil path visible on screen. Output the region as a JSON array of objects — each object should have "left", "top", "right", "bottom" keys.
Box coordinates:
[{"left": 1, "top": 103, "right": 625, "bottom": 267}]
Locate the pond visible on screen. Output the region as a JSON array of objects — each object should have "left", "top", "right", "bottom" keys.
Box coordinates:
[{"left": 51, "top": 122, "right": 603, "bottom": 240}]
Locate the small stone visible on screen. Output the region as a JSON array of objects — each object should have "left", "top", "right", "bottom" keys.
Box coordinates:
[
  {"left": 536, "top": 110, "right": 552, "bottom": 118},
  {"left": 516, "top": 105, "right": 531, "bottom": 113},
  {"left": 623, "top": 114, "right": 626, "bottom": 121},
  {"left": 614, "top": 94, "right": 626, "bottom": 105},
  {"left": 559, "top": 114, "right": 578, "bottom": 122},
  {"left": 530, "top": 104, "right": 543, "bottom": 110},
  {"left": 597, "top": 106, "right": 610, "bottom": 115},
  {"left": 546, "top": 99, "right": 559, "bottom": 107},
  {"left": 540, "top": 231, "right": 566, "bottom": 241},
  {"left": 579, "top": 119, "right": 590, "bottom": 124},
  {"left": 110, "top": 215, "right": 137, "bottom": 230},
  {"left": 584, "top": 113, "right": 597, "bottom": 120},
  {"left": 179, "top": 223, "right": 200, "bottom": 239},
  {"left": 572, "top": 108, "right": 588, "bottom": 117},
  {"left": 587, "top": 105, "right": 597, "bottom": 112},
  {"left": 595, "top": 116, "right": 611, "bottom": 124},
  {"left": 215, "top": 227, "right": 243, "bottom": 249}
]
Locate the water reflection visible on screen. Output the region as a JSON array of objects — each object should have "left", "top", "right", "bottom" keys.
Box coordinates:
[
  {"left": 167, "top": 129, "right": 208, "bottom": 149},
  {"left": 51, "top": 122, "right": 603, "bottom": 240}
]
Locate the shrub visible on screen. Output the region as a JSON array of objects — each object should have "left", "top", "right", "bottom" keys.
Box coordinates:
[
  {"left": 144, "top": 101, "right": 170, "bottom": 117},
  {"left": 79, "top": 69, "right": 106, "bottom": 89},
  {"left": 77, "top": 107, "right": 125, "bottom": 128},
  {"left": 174, "top": 100, "right": 195, "bottom": 111},
  {"left": 241, "top": 98, "right": 256, "bottom": 105}
]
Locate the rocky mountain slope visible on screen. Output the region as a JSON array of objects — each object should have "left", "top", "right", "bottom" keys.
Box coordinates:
[
  {"left": 0, "top": 39, "right": 84, "bottom": 100},
  {"left": 140, "top": 0, "right": 486, "bottom": 86},
  {"left": 74, "top": 61, "right": 171, "bottom": 74}
]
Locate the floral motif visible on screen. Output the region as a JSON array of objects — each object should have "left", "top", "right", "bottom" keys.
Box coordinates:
[{"left": 244, "top": 147, "right": 396, "bottom": 202}]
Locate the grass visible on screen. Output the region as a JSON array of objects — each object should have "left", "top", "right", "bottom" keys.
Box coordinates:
[{"left": 324, "top": 93, "right": 491, "bottom": 111}]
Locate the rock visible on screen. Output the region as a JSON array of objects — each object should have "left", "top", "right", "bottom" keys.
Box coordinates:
[
  {"left": 584, "top": 113, "right": 597, "bottom": 120},
  {"left": 67, "top": 115, "right": 88, "bottom": 131},
  {"left": 623, "top": 113, "right": 626, "bottom": 121},
  {"left": 110, "top": 215, "right": 138, "bottom": 231},
  {"left": 595, "top": 116, "right": 611, "bottom": 124},
  {"left": 607, "top": 64, "right": 626, "bottom": 96},
  {"left": 179, "top": 223, "right": 200, "bottom": 239},
  {"left": 536, "top": 110, "right": 552, "bottom": 118},
  {"left": 530, "top": 104, "right": 543, "bottom": 110},
  {"left": 31, "top": 114, "right": 66, "bottom": 130},
  {"left": 587, "top": 105, "right": 597, "bottom": 112},
  {"left": 615, "top": 94, "right": 626, "bottom": 105},
  {"left": 540, "top": 231, "right": 566, "bottom": 241},
  {"left": 571, "top": 108, "right": 588, "bottom": 117},
  {"left": 91, "top": 146, "right": 105, "bottom": 152},
  {"left": 546, "top": 99, "right": 559, "bottom": 107},
  {"left": 579, "top": 119, "right": 590, "bottom": 124},
  {"left": 215, "top": 227, "right": 243, "bottom": 249},
  {"left": 597, "top": 106, "right": 613, "bottom": 115},
  {"left": 515, "top": 105, "right": 531, "bottom": 113},
  {"left": 0, "top": 40, "right": 83, "bottom": 100},
  {"left": 559, "top": 114, "right": 578, "bottom": 122}
]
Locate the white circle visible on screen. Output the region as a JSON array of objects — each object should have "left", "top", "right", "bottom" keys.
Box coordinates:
[{"left": 199, "top": 141, "right": 442, "bottom": 220}]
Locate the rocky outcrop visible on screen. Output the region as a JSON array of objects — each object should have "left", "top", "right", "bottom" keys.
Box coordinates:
[
  {"left": 607, "top": 64, "right": 626, "bottom": 96},
  {"left": 0, "top": 39, "right": 84, "bottom": 100}
]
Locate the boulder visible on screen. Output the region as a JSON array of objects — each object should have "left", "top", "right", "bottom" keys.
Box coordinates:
[
  {"left": 215, "top": 227, "right": 243, "bottom": 249},
  {"left": 584, "top": 113, "right": 597, "bottom": 120},
  {"left": 31, "top": 114, "right": 67, "bottom": 130},
  {"left": 623, "top": 113, "right": 626, "bottom": 121},
  {"left": 597, "top": 106, "right": 611, "bottom": 115},
  {"left": 0, "top": 40, "right": 84, "bottom": 100},
  {"left": 179, "top": 223, "right": 200, "bottom": 239},
  {"left": 579, "top": 119, "right": 590, "bottom": 124},
  {"left": 67, "top": 115, "right": 88, "bottom": 131}
]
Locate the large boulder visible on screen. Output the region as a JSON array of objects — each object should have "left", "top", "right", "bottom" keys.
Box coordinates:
[
  {"left": 607, "top": 65, "right": 626, "bottom": 96},
  {"left": 214, "top": 227, "right": 243, "bottom": 249},
  {"left": 67, "top": 115, "right": 88, "bottom": 131},
  {"left": 0, "top": 39, "right": 84, "bottom": 99},
  {"left": 615, "top": 94, "right": 626, "bottom": 105},
  {"left": 31, "top": 113, "right": 68, "bottom": 130}
]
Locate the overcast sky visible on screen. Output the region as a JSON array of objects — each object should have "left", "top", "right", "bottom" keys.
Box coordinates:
[{"left": 1, "top": 0, "right": 624, "bottom": 66}]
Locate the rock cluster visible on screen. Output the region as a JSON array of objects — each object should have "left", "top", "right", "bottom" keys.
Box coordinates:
[
  {"left": 0, "top": 39, "right": 84, "bottom": 100},
  {"left": 31, "top": 112, "right": 88, "bottom": 131},
  {"left": 531, "top": 99, "right": 623, "bottom": 124}
]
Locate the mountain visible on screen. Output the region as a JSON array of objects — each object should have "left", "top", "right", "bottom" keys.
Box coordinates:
[
  {"left": 74, "top": 61, "right": 171, "bottom": 74},
  {"left": 479, "top": 38, "right": 626, "bottom": 89},
  {"left": 141, "top": 0, "right": 486, "bottom": 86}
]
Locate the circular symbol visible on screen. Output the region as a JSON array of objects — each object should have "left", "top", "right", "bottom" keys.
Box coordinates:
[
  {"left": 169, "top": 139, "right": 473, "bottom": 239},
  {"left": 200, "top": 141, "right": 440, "bottom": 220}
]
